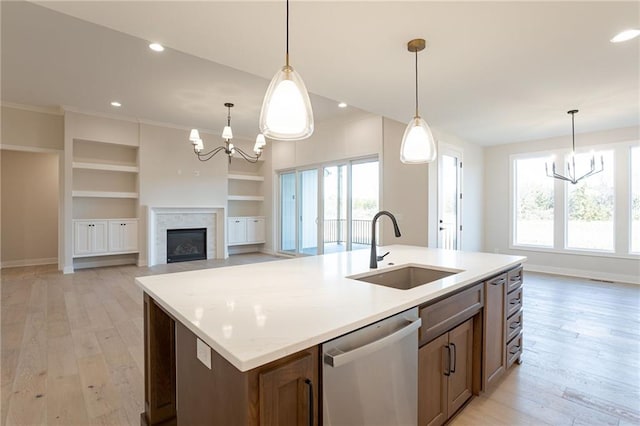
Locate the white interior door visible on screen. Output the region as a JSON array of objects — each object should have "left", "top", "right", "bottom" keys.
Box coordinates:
[{"left": 437, "top": 145, "right": 463, "bottom": 250}]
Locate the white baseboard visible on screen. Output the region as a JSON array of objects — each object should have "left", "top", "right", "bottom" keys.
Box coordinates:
[
  {"left": 524, "top": 263, "right": 640, "bottom": 285},
  {"left": 63, "top": 265, "right": 75, "bottom": 274},
  {"left": 73, "top": 256, "right": 137, "bottom": 270},
  {"left": 1, "top": 257, "right": 57, "bottom": 269}
]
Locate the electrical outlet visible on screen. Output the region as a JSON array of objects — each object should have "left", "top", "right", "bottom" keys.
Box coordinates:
[
  {"left": 196, "top": 338, "right": 211, "bottom": 369},
  {"left": 194, "top": 170, "right": 200, "bottom": 177}
]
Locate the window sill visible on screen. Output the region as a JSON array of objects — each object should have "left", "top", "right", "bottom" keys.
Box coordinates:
[{"left": 509, "top": 244, "right": 640, "bottom": 260}]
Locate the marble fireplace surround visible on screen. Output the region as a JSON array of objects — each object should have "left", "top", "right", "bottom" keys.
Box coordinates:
[{"left": 148, "top": 206, "right": 226, "bottom": 266}]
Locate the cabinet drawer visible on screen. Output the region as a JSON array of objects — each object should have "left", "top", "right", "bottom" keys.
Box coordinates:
[
  {"left": 486, "top": 273, "right": 507, "bottom": 287},
  {"left": 506, "top": 287, "right": 523, "bottom": 319},
  {"left": 506, "top": 310, "right": 523, "bottom": 343},
  {"left": 506, "top": 331, "right": 523, "bottom": 367},
  {"left": 507, "top": 266, "right": 523, "bottom": 293},
  {"left": 419, "top": 284, "right": 483, "bottom": 345}
]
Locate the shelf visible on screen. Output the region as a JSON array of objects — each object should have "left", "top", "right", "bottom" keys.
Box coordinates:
[
  {"left": 228, "top": 195, "right": 264, "bottom": 201},
  {"left": 73, "top": 191, "right": 139, "bottom": 199},
  {"left": 228, "top": 240, "right": 266, "bottom": 247},
  {"left": 73, "top": 250, "right": 138, "bottom": 259},
  {"left": 228, "top": 174, "right": 264, "bottom": 182},
  {"left": 73, "top": 161, "right": 139, "bottom": 173}
]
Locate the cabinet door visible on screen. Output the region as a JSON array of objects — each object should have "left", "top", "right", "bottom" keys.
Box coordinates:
[
  {"left": 418, "top": 334, "right": 448, "bottom": 426},
  {"left": 74, "top": 221, "right": 93, "bottom": 255},
  {"left": 228, "top": 217, "right": 247, "bottom": 245},
  {"left": 447, "top": 319, "right": 473, "bottom": 416},
  {"left": 483, "top": 274, "right": 506, "bottom": 388},
  {"left": 91, "top": 221, "right": 108, "bottom": 253},
  {"left": 259, "top": 353, "right": 316, "bottom": 426},
  {"left": 247, "top": 217, "right": 265, "bottom": 243},
  {"left": 121, "top": 220, "right": 138, "bottom": 251},
  {"left": 108, "top": 221, "right": 124, "bottom": 252}
]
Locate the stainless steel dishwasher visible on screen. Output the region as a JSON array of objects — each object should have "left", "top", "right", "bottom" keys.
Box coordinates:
[{"left": 322, "top": 307, "right": 421, "bottom": 426}]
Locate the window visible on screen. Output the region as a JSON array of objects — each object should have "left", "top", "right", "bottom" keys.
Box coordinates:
[
  {"left": 511, "top": 143, "right": 639, "bottom": 258},
  {"left": 566, "top": 150, "right": 614, "bottom": 251},
  {"left": 632, "top": 147, "right": 640, "bottom": 253},
  {"left": 514, "top": 156, "right": 554, "bottom": 247},
  {"left": 278, "top": 157, "right": 379, "bottom": 256}
]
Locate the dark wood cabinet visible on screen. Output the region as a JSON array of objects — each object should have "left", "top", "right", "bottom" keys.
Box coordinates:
[
  {"left": 482, "top": 273, "right": 507, "bottom": 389},
  {"left": 142, "top": 295, "right": 319, "bottom": 426},
  {"left": 505, "top": 266, "right": 524, "bottom": 367},
  {"left": 418, "top": 318, "right": 474, "bottom": 426},
  {"left": 259, "top": 352, "right": 316, "bottom": 426}
]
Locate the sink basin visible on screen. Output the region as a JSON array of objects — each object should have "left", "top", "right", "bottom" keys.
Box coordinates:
[{"left": 350, "top": 266, "right": 460, "bottom": 290}]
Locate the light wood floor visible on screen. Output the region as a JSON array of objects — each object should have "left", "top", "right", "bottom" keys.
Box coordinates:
[{"left": 2, "top": 258, "right": 639, "bottom": 425}]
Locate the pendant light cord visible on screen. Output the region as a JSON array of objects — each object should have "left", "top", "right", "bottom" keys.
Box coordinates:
[
  {"left": 571, "top": 111, "right": 575, "bottom": 153},
  {"left": 285, "top": 0, "right": 290, "bottom": 67},
  {"left": 415, "top": 49, "right": 419, "bottom": 117}
]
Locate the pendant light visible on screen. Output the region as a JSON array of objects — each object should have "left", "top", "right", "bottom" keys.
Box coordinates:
[
  {"left": 545, "top": 110, "right": 604, "bottom": 184},
  {"left": 259, "top": 0, "right": 314, "bottom": 141},
  {"left": 400, "top": 38, "right": 437, "bottom": 164}
]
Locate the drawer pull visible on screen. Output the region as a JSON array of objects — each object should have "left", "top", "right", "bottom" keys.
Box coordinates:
[
  {"left": 509, "top": 299, "right": 520, "bottom": 305},
  {"left": 450, "top": 343, "right": 457, "bottom": 373},
  {"left": 509, "top": 321, "right": 521, "bottom": 330},
  {"left": 491, "top": 278, "right": 506, "bottom": 285},
  {"left": 444, "top": 345, "right": 451, "bottom": 376},
  {"left": 509, "top": 346, "right": 521, "bottom": 355}
]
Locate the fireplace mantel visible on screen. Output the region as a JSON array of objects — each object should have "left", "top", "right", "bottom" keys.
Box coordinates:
[{"left": 147, "top": 206, "right": 226, "bottom": 266}]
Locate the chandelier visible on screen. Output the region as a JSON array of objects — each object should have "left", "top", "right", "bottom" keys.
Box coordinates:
[
  {"left": 545, "top": 110, "right": 603, "bottom": 184},
  {"left": 189, "top": 103, "right": 266, "bottom": 163}
]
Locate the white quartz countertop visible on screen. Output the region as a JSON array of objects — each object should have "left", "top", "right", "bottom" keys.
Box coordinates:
[{"left": 136, "top": 245, "right": 526, "bottom": 372}]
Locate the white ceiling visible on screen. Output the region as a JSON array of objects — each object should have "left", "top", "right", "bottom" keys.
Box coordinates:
[{"left": 2, "top": 1, "right": 639, "bottom": 146}]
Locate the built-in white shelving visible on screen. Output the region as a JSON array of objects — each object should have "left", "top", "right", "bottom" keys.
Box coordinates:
[
  {"left": 228, "top": 173, "right": 265, "bottom": 182},
  {"left": 73, "top": 161, "right": 139, "bottom": 173},
  {"left": 73, "top": 190, "right": 139, "bottom": 199},
  {"left": 227, "top": 195, "right": 264, "bottom": 202}
]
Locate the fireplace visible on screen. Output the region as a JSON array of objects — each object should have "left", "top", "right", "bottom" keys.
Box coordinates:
[{"left": 167, "top": 228, "right": 207, "bottom": 263}]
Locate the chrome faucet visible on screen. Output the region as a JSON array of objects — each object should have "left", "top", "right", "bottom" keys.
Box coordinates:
[{"left": 370, "top": 211, "right": 402, "bottom": 269}]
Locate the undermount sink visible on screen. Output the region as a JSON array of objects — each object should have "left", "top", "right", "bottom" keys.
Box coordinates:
[{"left": 349, "top": 265, "right": 461, "bottom": 290}]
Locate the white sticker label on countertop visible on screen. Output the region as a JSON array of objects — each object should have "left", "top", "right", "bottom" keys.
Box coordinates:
[{"left": 196, "top": 338, "right": 212, "bottom": 369}]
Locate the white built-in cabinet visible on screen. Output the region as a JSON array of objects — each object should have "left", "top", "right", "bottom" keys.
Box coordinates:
[
  {"left": 73, "top": 220, "right": 108, "bottom": 256},
  {"left": 108, "top": 219, "right": 138, "bottom": 252},
  {"left": 227, "top": 217, "right": 265, "bottom": 246},
  {"left": 227, "top": 158, "right": 266, "bottom": 252},
  {"left": 73, "top": 219, "right": 138, "bottom": 257},
  {"left": 69, "top": 116, "right": 140, "bottom": 265}
]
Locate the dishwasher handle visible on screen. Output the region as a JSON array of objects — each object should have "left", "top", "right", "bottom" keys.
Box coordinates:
[{"left": 324, "top": 317, "right": 422, "bottom": 368}]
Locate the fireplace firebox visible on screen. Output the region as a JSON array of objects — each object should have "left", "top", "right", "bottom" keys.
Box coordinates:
[{"left": 167, "top": 228, "right": 207, "bottom": 263}]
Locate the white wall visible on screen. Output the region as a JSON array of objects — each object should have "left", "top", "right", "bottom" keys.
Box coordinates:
[
  {"left": 1, "top": 105, "right": 63, "bottom": 150},
  {"left": 484, "top": 126, "right": 640, "bottom": 284},
  {"left": 1, "top": 105, "right": 63, "bottom": 268},
  {"left": 1, "top": 150, "right": 59, "bottom": 266},
  {"left": 138, "top": 123, "right": 229, "bottom": 265}
]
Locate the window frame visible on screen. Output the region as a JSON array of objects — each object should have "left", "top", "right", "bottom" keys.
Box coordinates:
[{"left": 509, "top": 141, "right": 639, "bottom": 260}]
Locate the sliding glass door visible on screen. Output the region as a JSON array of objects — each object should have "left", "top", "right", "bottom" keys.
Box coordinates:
[{"left": 278, "top": 157, "right": 379, "bottom": 256}]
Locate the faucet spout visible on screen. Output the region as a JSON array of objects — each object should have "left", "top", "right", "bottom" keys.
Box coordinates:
[{"left": 370, "top": 210, "right": 402, "bottom": 269}]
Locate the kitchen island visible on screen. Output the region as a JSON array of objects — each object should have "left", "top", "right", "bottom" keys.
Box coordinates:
[{"left": 137, "top": 245, "right": 525, "bottom": 425}]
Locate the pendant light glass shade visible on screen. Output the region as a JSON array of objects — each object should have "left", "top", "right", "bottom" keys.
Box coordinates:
[
  {"left": 222, "top": 125, "right": 233, "bottom": 140},
  {"left": 400, "top": 116, "right": 436, "bottom": 163},
  {"left": 260, "top": 65, "right": 314, "bottom": 141}
]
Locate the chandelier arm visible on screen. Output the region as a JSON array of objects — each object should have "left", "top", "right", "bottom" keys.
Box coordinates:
[
  {"left": 234, "top": 146, "right": 261, "bottom": 163},
  {"left": 195, "top": 145, "right": 228, "bottom": 162}
]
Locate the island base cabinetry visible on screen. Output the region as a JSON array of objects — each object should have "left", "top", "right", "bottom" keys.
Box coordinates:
[
  {"left": 142, "top": 294, "right": 318, "bottom": 426},
  {"left": 419, "top": 318, "right": 475, "bottom": 426}
]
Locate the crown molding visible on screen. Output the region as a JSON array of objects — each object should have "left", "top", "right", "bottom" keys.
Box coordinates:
[{"left": 1, "top": 101, "right": 64, "bottom": 116}]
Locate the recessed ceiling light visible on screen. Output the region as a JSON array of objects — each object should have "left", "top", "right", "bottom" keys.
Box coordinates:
[
  {"left": 110, "top": 101, "right": 122, "bottom": 107},
  {"left": 610, "top": 29, "right": 640, "bottom": 43},
  {"left": 338, "top": 102, "right": 348, "bottom": 108},
  {"left": 149, "top": 42, "right": 165, "bottom": 52}
]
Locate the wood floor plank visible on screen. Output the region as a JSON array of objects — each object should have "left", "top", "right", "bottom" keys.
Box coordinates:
[{"left": 2, "top": 258, "right": 638, "bottom": 426}]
